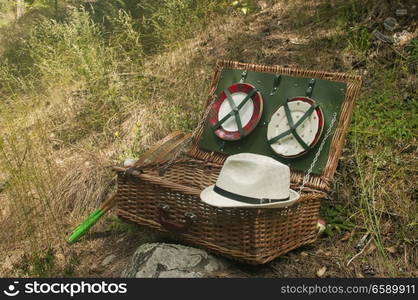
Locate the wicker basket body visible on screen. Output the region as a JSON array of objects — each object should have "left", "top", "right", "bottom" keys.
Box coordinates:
[
  {"left": 116, "top": 160, "right": 323, "bottom": 264},
  {"left": 115, "top": 60, "right": 362, "bottom": 264}
]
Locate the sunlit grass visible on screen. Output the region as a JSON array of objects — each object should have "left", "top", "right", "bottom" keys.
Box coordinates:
[{"left": 0, "top": 0, "right": 416, "bottom": 276}]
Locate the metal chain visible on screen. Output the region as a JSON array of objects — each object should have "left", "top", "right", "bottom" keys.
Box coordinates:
[{"left": 298, "top": 112, "right": 338, "bottom": 193}]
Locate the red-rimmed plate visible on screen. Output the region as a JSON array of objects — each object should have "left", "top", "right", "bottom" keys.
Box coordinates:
[
  {"left": 267, "top": 97, "right": 324, "bottom": 157},
  {"left": 209, "top": 83, "right": 263, "bottom": 141}
]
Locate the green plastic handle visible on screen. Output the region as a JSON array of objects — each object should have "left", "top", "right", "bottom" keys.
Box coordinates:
[{"left": 68, "top": 208, "right": 104, "bottom": 244}]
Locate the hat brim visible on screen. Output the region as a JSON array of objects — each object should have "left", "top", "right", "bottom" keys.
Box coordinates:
[{"left": 200, "top": 185, "right": 300, "bottom": 208}]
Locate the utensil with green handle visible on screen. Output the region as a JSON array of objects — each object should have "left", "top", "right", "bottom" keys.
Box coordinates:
[
  {"left": 67, "top": 193, "right": 116, "bottom": 244},
  {"left": 67, "top": 131, "right": 191, "bottom": 244}
]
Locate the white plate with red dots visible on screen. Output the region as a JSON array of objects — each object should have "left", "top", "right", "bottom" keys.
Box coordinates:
[{"left": 267, "top": 97, "right": 324, "bottom": 157}]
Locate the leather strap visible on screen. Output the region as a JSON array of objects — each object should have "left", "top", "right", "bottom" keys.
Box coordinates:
[
  {"left": 283, "top": 102, "right": 310, "bottom": 150},
  {"left": 225, "top": 89, "right": 244, "bottom": 137},
  {"left": 213, "top": 88, "right": 258, "bottom": 137},
  {"left": 213, "top": 186, "right": 289, "bottom": 205}
]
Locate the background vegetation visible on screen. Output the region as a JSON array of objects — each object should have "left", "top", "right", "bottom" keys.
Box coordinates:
[{"left": 0, "top": 0, "right": 416, "bottom": 277}]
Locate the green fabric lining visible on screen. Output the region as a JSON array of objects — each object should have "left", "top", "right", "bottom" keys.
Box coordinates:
[{"left": 198, "top": 69, "right": 347, "bottom": 175}]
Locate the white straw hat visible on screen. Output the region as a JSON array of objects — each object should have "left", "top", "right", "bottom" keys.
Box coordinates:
[{"left": 200, "top": 153, "right": 300, "bottom": 208}]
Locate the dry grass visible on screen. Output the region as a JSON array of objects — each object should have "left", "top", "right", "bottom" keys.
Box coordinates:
[{"left": 0, "top": 0, "right": 416, "bottom": 277}]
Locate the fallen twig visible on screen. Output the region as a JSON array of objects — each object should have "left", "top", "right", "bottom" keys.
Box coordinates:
[{"left": 347, "top": 237, "right": 373, "bottom": 267}]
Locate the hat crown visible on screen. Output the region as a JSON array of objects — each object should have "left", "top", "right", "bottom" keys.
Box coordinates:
[{"left": 216, "top": 153, "right": 290, "bottom": 200}]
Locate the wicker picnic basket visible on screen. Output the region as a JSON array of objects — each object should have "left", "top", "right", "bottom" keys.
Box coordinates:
[{"left": 114, "top": 60, "right": 362, "bottom": 264}]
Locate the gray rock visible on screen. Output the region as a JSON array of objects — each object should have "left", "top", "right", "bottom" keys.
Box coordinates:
[{"left": 121, "top": 243, "right": 229, "bottom": 278}]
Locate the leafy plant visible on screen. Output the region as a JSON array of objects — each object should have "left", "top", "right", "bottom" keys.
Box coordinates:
[
  {"left": 321, "top": 202, "right": 355, "bottom": 237},
  {"left": 347, "top": 26, "right": 372, "bottom": 53},
  {"left": 405, "top": 38, "right": 418, "bottom": 72},
  {"left": 14, "top": 248, "right": 56, "bottom": 277}
]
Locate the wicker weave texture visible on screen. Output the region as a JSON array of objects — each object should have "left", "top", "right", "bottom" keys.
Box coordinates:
[{"left": 116, "top": 159, "right": 322, "bottom": 264}]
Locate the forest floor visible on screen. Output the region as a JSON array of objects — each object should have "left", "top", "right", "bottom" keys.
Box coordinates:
[
  {"left": 0, "top": 0, "right": 416, "bottom": 278},
  {"left": 66, "top": 1, "right": 417, "bottom": 278}
]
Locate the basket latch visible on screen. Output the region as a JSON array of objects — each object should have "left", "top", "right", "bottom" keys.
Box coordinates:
[
  {"left": 306, "top": 78, "right": 316, "bottom": 97},
  {"left": 239, "top": 70, "right": 248, "bottom": 83},
  {"left": 158, "top": 205, "right": 196, "bottom": 234},
  {"left": 270, "top": 74, "right": 282, "bottom": 95}
]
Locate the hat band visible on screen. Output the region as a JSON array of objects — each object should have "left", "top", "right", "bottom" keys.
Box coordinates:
[{"left": 213, "top": 186, "right": 290, "bottom": 205}]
